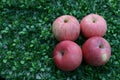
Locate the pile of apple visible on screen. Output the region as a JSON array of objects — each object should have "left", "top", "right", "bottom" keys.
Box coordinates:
[{"left": 52, "top": 14, "right": 111, "bottom": 71}]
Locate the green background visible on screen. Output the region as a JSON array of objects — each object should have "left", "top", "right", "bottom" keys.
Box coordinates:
[{"left": 0, "top": 0, "right": 120, "bottom": 80}]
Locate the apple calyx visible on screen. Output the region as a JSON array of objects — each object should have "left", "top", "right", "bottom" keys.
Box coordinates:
[
  {"left": 92, "top": 18, "right": 96, "bottom": 23},
  {"left": 64, "top": 18, "right": 69, "bottom": 23},
  {"left": 99, "top": 44, "right": 105, "bottom": 49},
  {"left": 60, "top": 51, "right": 64, "bottom": 56}
]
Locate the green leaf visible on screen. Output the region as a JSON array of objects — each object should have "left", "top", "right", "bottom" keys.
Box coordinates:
[
  {"left": 3, "top": 59, "right": 7, "bottom": 63},
  {"left": 20, "top": 61, "right": 25, "bottom": 64}
]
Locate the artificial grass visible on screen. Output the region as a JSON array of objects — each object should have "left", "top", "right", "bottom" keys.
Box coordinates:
[{"left": 0, "top": 0, "right": 120, "bottom": 80}]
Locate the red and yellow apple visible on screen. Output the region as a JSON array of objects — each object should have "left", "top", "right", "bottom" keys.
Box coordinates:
[
  {"left": 53, "top": 41, "right": 82, "bottom": 71},
  {"left": 52, "top": 15, "right": 80, "bottom": 41},
  {"left": 80, "top": 14, "right": 107, "bottom": 38},
  {"left": 82, "top": 37, "right": 111, "bottom": 66}
]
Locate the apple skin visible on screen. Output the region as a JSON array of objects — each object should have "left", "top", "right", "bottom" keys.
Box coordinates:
[
  {"left": 52, "top": 15, "right": 80, "bottom": 41},
  {"left": 53, "top": 40, "right": 82, "bottom": 71},
  {"left": 82, "top": 37, "right": 111, "bottom": 66},
  {"left": 80, "top": 14, "right": 107, "bottom": 38}
]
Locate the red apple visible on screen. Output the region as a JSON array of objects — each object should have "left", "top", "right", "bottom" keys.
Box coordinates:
[
  {"left": 53, "top": 41, "right": 82, "bottom": 71},
  {"left": 52, "top": 15, "right": 80, "bottom": 41},
  {"left": 82, "top": 37, "right": 111, "bottom": 66},
  {"left": 80, "top": 14, "right": 107, "bottom": 38}
]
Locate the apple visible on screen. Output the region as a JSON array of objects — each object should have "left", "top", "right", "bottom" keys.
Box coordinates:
[
  {"left": 53, "top": 40, "right": 82, "bottom": 71},
  {"left": 80, "top": 14, "right": 107, "bottom": 38},
  {"left": 52, "top": 15, "right": 80, "bottom": 41},
  {"left": 82, "top": 37, "right": 111, "bottom": 66}
]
